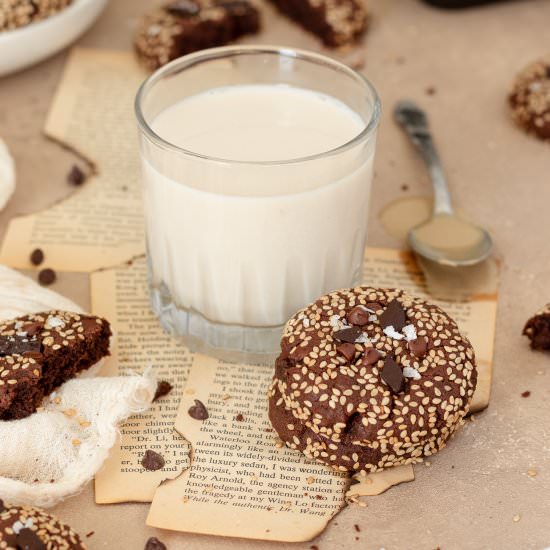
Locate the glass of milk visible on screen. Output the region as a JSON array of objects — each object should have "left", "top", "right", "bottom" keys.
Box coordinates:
[{"left": 135, "top": 46, "right": 380, "bottom": 358}]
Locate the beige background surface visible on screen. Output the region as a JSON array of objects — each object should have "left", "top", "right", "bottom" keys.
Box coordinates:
[{"left": 1, "top": 0, "right": 549, "bottom": 548}]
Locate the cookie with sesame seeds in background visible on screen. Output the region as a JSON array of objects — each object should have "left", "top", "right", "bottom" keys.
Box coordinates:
[
  {"left": 509, "top": 58, "right": 550, "bottom": 141},
  {"left": 268, "top": 288, "right": 477, "bottom": 474},
  {"left": 266, "top": 0, "right": 368, "bottom": 48},
  {"left": 0, "top": 311, "right": 111, "bottom": 421},
  {"left": 0, "top": 499, "right": 86, "bottom": 549},
  {"left": 134, "top": 0, "right": 261, "bottom": 71}
]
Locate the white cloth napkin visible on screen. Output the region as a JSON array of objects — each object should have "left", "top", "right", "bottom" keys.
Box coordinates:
[{"left": 0, "top": 265, "right": 157, "bottom": 507}]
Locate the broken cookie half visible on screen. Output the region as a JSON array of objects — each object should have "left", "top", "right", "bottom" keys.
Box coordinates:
[{"left": 0, "top": 311, "right": 111, "bottom": 420}]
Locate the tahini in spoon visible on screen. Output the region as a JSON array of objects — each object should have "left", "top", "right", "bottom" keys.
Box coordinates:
[{"left": 394, "top": 100, "right": 493, "bottom": 267}]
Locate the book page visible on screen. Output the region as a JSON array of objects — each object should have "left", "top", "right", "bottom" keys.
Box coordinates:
[
  {"left": 91, "top": 258, "right": 191, "bottom": 503},
  {"left": 0, "top": 49, "right": 146, "bottom": 272},
  {"left": 147, "top": 354, "right": 350, "bottom": 542}
]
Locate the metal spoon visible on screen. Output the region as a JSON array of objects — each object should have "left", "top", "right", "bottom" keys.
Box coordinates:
[{"left": 394, "top": 100, "right": 493, "bottom": 267}]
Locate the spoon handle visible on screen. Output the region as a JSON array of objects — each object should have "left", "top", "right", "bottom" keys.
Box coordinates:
[{"left": 394, "top": 100, "right": 454, "bottom": 216}]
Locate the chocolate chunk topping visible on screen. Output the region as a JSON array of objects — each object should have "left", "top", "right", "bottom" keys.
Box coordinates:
[
  {"left": 67, "top": 165, "right": 86, "bottom": 186},
  {"left": 333, "top": 326, "right": 362, "bottom": 343},
  {"left": 289, "top": 345, "right": 309, "bottom": 361},
  {"left": 365, "top": 302, "right": 382, "bottom": 312},
  {"left": 347, "top": 306, "right": 370, "bottom": 326},
  {"left": 15, "top": 528, "right": 46, "bottom": 550},
  {"left": 145, "top": 537, "right": 167, "bottom": 550},
  {"left": 362, "top": 348, "right": 382, "bottom": 366},
  {"left": 141, "top": 450, "right": 165, "bottom": 471},
  {"left": 381, "top": 357, "right": 405, "bottom": 394},
  {"left": 0, "top": 335, "right": 40, "bottom": 356},
  {"left": 409, "top": 336, "right": 428, "bottom": 357},
  {"left": 30, "top": 248, "right": 44, "bottom": 266},
  {"left": 336, "top": 342, "right": 356, "bottom": 362},
  {"left": 38, "top": 268, "right": 56, "bottom": 286},
  {"left": 153, "top": 380, "right": 173, "bottom": 402},
  {"left": 379, "top": 300, "right": 406, "bottom": 331},
  {"left": 188, "top": 399, "right": 209, "bottom": 420},
  {"left": 22, "top": 322, "right": 42, "bottom": 338},
  {"left": 165, "top": 0, "right": 200, "bottom": 16}
]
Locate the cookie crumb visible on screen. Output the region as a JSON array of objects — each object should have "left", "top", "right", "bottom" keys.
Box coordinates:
[
  {"left": 30, "top": 248, "right": 44, "bottom": 266},
  {"left": 38, "top": 268, "right": 56, "bottom": 286}
]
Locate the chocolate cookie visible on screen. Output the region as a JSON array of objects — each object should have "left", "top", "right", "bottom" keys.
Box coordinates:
[
  {"left": 268, "top": 288, "right": 477, "bottom": 473},
  {"left": 509, "top": 58, "right": 550, "bottom": 141},
  {"left": 267, "top": 0, "right": 368, "bottom": 47},
  {"left": 0, "top": 500, "right": 85, "bottom": 549},
  {"left": 523, "top": 303, "right": 550, "bottom": 351},
  {"left": 0, "top": 0, "right": 73, "bottom": 32},
  {"left": 134, "top": 0, "right": 261, "bottom": 71},
  {"left": 0, "top": 311, "right": 111, "bottom": 420}
]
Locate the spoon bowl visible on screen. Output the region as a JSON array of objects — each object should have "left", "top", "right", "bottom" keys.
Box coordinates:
[{"left": 408, "top": 214, "right": 493, "bottom": 267}]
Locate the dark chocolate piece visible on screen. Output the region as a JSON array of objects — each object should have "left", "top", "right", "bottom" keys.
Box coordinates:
[
  {"left": 336, "top": 342, "right": 356, "bottom": 362},
  {"left": 38, "top": 268, "right": 56, "bottom": 286},
  {"left": 30, "top": 248, "right": 44, "bottom": 266},
  {"left": 333, "top": 326, "right": 362, "bottom": 343},
  {"left": 67, "top": 165, "right": 86, "bottom": 186},
  {"left": 141, "top": 450, "right": 165, "bottom": 471},
  {"left": 379, "top": 300, "right": 406, "bottom": 331},
  {"left": 381, "top": 357, "right": 404, "bottom": 394},
  {"left": 153, "top": 380, "right": 173, "bottom": 402},
  {"left": 362, "top": 347, "right": 382, "bottom": 365},
  {"left": 188, "top": 399, "right": 209, "bottom": 420},
  {"left": 145, "top": 537, "right": 167, "bottom": 550},
  {"left": 16, "top": 528, "right": 46, "bottom": 550},
  {"left": 347, "top": 306, "right": 370, "bottom": 326}
]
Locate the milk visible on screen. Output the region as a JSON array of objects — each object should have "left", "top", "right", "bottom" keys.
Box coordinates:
[{"left": 142, "top": 84, "right": 375, "bottom": 328}]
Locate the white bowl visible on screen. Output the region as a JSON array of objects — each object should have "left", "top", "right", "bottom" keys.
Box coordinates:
[{"left": 0, "top": 0, "right": 108, "bottom": 77}]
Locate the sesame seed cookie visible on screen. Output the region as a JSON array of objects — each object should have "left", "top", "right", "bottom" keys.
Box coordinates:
[
  {"left": 0, "top": 499, "right": 85, "bottom": 549},
  {"left": 523, "top": 303, "right": 550, "bottom": 351},
  {"left": 268, "top": 288, "right": 477, "bottom": 474},
  {"left": 267, "top": 0, "right": 368, "bottom": 48},
  {"left": 509, "top": 58, "right": 550, "bottom": 141},
  {"left": 134, "top": 0, "right": 261, "bottom": 71},
  {"left": 0, "top": 311, "right": 111, "bottom": 421}
]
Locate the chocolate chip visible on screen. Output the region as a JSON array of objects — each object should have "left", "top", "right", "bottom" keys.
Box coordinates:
[
  {"left": 165, "top": 0, "right": 200, "bottom": 16},
  {"left": 145, "top": 537, "right": 167, "bottom": 550},
  {"left": 141, "top": 450, "right": 165, "bottom": 471},
  {"left": 0, "top": 335, "right": 40, "bottom": 357},
  {"left": 235, "top": 413, "right": 245, "bottom": 421},
  {"left": 22, "top": 322, "right": 42, "bottom": 338},
  {"left": 333, "top": 326, "right": 362, "bottom": 343},
  {"left": 30, "top": 248, "right": 44, "bottom": 266},
  {"left": 0, "top": 499, "right": 4, "bottom": 512},
  {"left": 379, "top": 300, "right": 406, "bottom": 331},
  {"left": 289, "top": 345, "right": 309, "bottom": 361},
  {"left": 362, "top": 348, "right": 382, "bottom": 365},
  {"left": 67, "top": 165, "right": 86, "bottom": 186},
  {"left": 381, "top": 357, "right": 405, "bottom": 394},
  {"left": 15, "top": 528, "right": 46, "bottom": 550},
  {"left": 38, "top": 268, "right": 56, "bottom": 286},
  {"left": 336, "top": 342, "right": 356, "bottom": 362},
  {"left": 347, "top": 306, "right": 370, "bottom": 326},
  {"left": 521, "top": 391, "right": 531, "bottom": 398},
  {"left": 409, "top": 336, "right": 427, "bottom": 357},
  {"left": 153, "top": 380, "right": 173, "bottom": 402},
  {"left": 188, "top": 399, "right": 209, "bottom": 420}
]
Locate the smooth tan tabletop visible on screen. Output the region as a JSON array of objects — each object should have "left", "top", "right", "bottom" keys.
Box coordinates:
[{"left": 1, "top": 0, "right": 549, "bottom": 548}]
